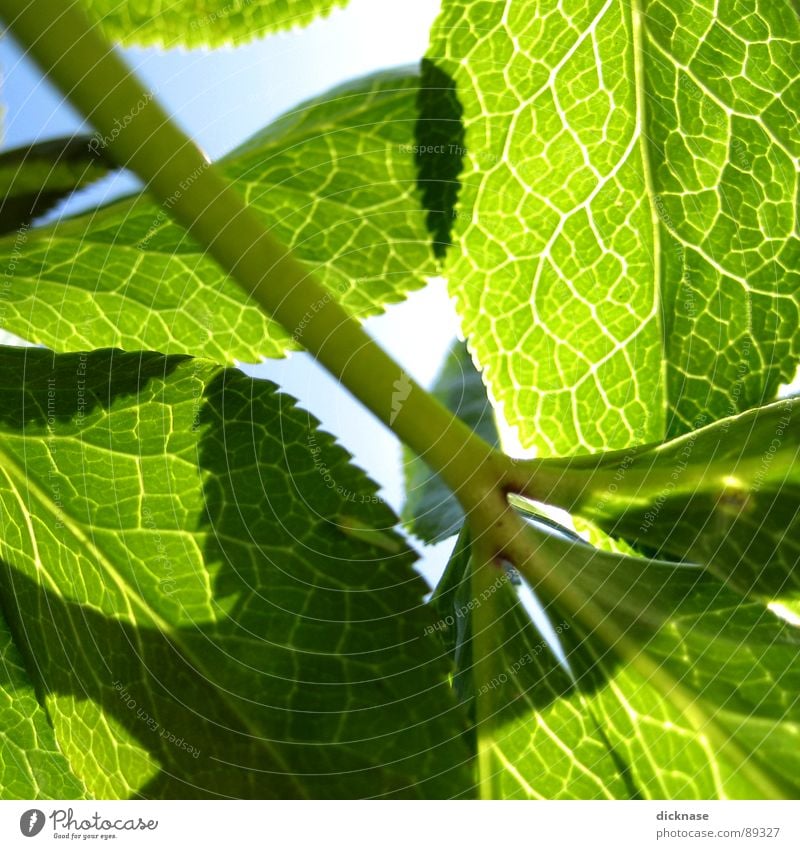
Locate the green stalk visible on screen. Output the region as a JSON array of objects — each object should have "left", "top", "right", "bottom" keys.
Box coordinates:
[
  {"left": 1, "top": 0, "right": 510, "bottom": 516},
  {"left": 469, "top": 534, "right": 505, "bottom": 800}
]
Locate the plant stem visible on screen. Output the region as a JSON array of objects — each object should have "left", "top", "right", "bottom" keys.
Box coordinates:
[
  {"left": 469, "top": 534, "right": 503, "bottom": 800},
  {"left": 1, "top": 0, "right": 511, "bottom": 516}
]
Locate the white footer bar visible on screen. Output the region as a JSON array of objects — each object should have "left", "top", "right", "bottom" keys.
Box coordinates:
[{"left": 1, "top": 799, "right": 798, "bottom": 848}]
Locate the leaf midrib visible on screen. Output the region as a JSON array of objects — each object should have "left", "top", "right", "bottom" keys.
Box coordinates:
[
  {"left": 0, "top": 443, "right": 310, "bottom": 797},
  {"left": 554, "top": 575, "right": 795, "bottom": 798},
  {"left": 632, "top": 0, "right": 667, "bottom": 439}
]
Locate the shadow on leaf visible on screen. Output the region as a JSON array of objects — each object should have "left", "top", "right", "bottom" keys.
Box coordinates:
[{"left": 0, "top": 348, "right": 473, "bottom": 799}]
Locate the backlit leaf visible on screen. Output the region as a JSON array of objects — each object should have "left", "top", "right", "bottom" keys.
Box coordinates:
[
  {"left": 0, "top": 347, "right": 473, "bottom": 798},
  {"left": 0, "top": 71, "right": 433, "bottom": 363}
]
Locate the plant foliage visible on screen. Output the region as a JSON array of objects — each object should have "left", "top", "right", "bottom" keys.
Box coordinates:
[{"left": 0, "top": 0, "right": 798, "bottom": 800}]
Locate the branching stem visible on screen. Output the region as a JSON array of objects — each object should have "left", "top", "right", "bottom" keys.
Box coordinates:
[{"left": 2, "top": 0, "right": 522, "bottom": 522}]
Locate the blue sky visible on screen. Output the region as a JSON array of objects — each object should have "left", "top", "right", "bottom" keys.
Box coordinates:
[{"left": 0, "top": 0, "right": 461, "bottom": 585}]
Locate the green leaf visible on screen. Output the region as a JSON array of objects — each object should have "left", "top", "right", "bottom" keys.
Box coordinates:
[
  {"left": 0, "top": 604, "right": 87, "bottom": 799},
  {"left": 415, "top": 59, "right": 466, "bottom": 259},
  {"left": 402, "top": 340, "right": 498, "bottom": 543},
  {"left": 432, "top": 527, "right": 579, "bottom": 799},
  {"left": 428, "top": 0, "right": 800, "bottom": 454},
  {"left": 0, "top": 347, "right": 473, "bottom": 799},
  {"left": 428, "top": 525, "right": 478, "bottom": 702},
  {"left": 0, "top": 135, "right": 113, "bottom": 234},
  {"left": 443, "top": 524, "right": 800, "bottom": 798},
  {"left": 541, "top": 395, "right": 800, "bottom": 607},
  {"left": 81, "top": 0, "right": 348, "bottom": 48},
  {"left": 519, "top": 535, "right": 800, "bottom": 799},
  {"left": 0, "top": 70, "right": 434, "bottom": 362},
  {"left": 646, "top": 0, "right": 800, "bottom": 436}
]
